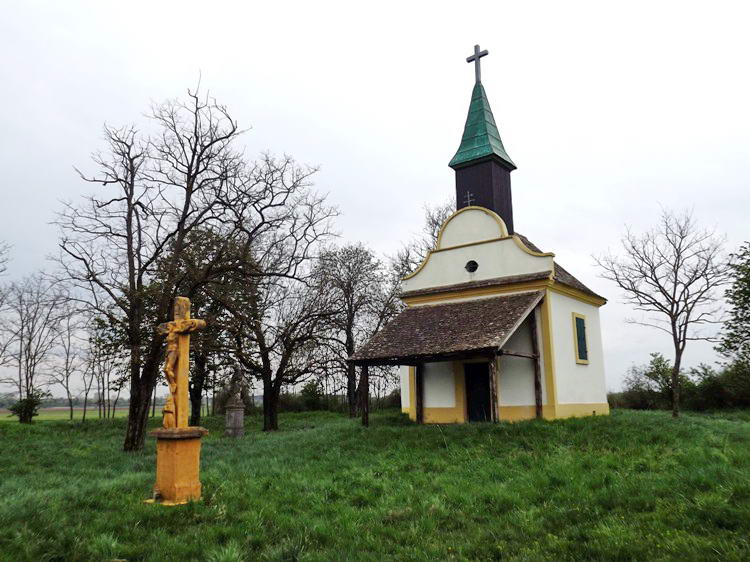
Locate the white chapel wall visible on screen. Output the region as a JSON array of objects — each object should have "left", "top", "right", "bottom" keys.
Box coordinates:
[
  {"left": 549, "top": 292, "right": 608, "bottom": 405},
  {"left": 497, "top": 314, "right": 546, "bottom": 406},
  {"left": 399, "top": 365, "right": 410, "bottom": 411},
  {"left": 423, "top": 361, "right": 455, "bottom": 408},
  {"left": 438, "top": 208, "right": 505, "bottom": 248}
]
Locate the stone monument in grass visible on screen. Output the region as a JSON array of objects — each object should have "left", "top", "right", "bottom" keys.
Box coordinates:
[
  {"left": 146, "top": 297, "right": 209, "bottom": 506},
  {"left": 224, "top": 364, "right": 245, "bottom": 438}
]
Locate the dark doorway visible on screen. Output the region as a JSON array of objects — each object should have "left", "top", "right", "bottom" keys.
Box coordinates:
[{"left": 464, "top": 363, "right": 491, "bottom": 422}]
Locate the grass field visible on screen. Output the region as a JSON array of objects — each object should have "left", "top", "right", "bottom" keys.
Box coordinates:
[
  {"left": 1, "top": 409, "right": 749, "bottom": 561},
  {"left": 0, "top": 407, "right": 130, "bottom": 422}
]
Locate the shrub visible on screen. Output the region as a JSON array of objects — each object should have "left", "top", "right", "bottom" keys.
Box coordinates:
[
  {"left": 612, "top": 354, "right": 750, "bottom": 411},
  {"left": 8, "top": 390, "right": 48, "bottom": 423}
]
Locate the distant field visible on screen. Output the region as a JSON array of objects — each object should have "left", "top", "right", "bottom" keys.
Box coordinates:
[
  {"left": 0, "top": 407, "right": 129, "bottom": 421},
  {"left": 1, "top": 409, "right": 749, "bottom": 560}
]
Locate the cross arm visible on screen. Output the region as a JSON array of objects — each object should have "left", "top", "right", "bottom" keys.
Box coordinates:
[{"left": 157, "top": 319, "right": 207, "bottom": 335}]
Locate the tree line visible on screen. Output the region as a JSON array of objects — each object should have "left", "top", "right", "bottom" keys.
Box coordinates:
[{"left": 0, "top": 88, "right": 454, "bottom": 451}]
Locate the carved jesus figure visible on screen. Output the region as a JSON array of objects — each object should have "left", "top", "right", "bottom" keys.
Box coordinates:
[{"left": 157, "top": 300, "right": 206, "bottom": 429}]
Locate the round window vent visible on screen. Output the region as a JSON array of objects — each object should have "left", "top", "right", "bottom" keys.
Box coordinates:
[{"left": 465, "top": 260, "right": 478, "bottom": 273}]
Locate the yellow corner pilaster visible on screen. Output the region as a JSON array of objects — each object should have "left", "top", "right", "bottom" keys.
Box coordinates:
[{"left": 540, "top": 292, "right": 558, "bottom": 419}]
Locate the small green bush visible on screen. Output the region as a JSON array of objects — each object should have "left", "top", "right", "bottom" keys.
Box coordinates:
[{"left": 8, "top": 390, "right": 47, "bottom": 423}]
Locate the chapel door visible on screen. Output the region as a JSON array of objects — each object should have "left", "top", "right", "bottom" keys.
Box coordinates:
[{"left": 464, "top": 363, "right": 491, "bottom": 422}]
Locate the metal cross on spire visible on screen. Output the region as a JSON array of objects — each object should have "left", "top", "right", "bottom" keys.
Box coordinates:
[{"left": 466, "top": 44, "right": 489, "bottom": 83}]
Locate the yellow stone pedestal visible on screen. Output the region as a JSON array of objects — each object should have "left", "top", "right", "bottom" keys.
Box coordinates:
[{"left": 146, "top": 427, "right": 208, "bottom": 506}]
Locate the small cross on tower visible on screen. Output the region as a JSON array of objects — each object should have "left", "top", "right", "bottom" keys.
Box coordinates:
[
  {"left": 466, "top": 44, "right": 489, "bottom": 84},
  {"left": 464, "top": 191, "right": 476, "bottom": 206}
]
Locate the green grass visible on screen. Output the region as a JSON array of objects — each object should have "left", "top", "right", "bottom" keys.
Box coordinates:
[
  {"left": 1, "top": 409, "right": 749, "bottom": 561},
  {"left": 0, "top": 407, "right": 129, "bottom": 422}
]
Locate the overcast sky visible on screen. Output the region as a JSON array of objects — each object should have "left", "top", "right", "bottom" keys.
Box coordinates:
[{"left": 1, "top": 1, "right": 749, "bottom": 392}]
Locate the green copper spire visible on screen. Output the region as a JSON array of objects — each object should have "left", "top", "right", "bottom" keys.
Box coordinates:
[{"left": 449, "top": 82, "right": 516, "bottom": 170}]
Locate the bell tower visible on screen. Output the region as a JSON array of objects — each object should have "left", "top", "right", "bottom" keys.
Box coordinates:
[{"left": 449, "top": 45, "right": 516, "bottom": 234}]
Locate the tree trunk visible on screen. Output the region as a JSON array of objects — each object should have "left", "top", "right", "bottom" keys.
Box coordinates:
[
  {"left": 96, "top": 378, "right": 101, "bottom": 419},
  {"left": 189, "top": 354, "right": 207, "bottom": 426},
  {"left": 360, "top": 365, "right": 369, "bottom": 427},
  {"left": 112, "top": 388, "right": 121, "bottom": 414},
  {"left": 671, "top": 349, "right": 683, "bottom": 418},
  {"left": 123, "top": 358, "right": 159, "bottom": 451},
  {"left": 124, "top": 382, "right": 152, "bottom": 450},
  {"left": 346, "top": 362, "right": 357, "bottom": 418},
  {"left": 262, "top": 378, "right": 280, "bottom": 431},
  {"left": 68, "top": 393, "right": 74, "bottom": 421}
]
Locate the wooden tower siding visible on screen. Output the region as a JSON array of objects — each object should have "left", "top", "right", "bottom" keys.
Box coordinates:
[{"left": 455, "top": 159, "right": 514, "bottom": 233}]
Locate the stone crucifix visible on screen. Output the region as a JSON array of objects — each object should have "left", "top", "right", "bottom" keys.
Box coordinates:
[
  {"left": 466, "top": 44, "right": 489, "bottom": 84},
  {"left": 156, "top": 297, "right": 205, "bottom": 429}
]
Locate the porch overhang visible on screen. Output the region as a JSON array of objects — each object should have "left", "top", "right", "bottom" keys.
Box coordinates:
[{"left": 348, "top": 290, "right": 544, "bottom": 367}]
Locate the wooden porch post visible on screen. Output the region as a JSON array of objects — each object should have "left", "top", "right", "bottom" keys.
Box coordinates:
[
  {"left": 488, "top": 355, "right": 499, "bottom": 422},
  {"left": 529, "top": 307, "right": 543, "bottom": 419},
  {"left": 415, "top": 363, "right": 424, "bottom": 424},
  {"left": 361, "top": 365, "right": 369, "bottom": 427}
]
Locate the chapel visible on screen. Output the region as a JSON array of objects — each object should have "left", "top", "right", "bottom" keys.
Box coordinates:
[{"left": 350, "top": 46, "right": 609, "bottom": 423}]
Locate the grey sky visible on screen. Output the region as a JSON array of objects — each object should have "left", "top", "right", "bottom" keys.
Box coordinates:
[{"left": 1, "top": 1, "right": 749, "bottom": 392}]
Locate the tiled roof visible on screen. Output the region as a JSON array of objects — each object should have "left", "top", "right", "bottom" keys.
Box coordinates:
[
  {"left": 349, "top": 291, "right": 543, "bottom": 365},
  {"left": 399, "top": 271, "right": 551, "bottom": 300}
]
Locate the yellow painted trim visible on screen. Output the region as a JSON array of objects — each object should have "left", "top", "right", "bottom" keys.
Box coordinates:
[
  {"left": 423, "top": 408, "right": 466, "bottom": 423},
  {"left": 431, "top": 235, "right": 509, "bottom": 254},
  {"left": 540, "top": 291, "right": 558, "bottom": 415},
  {"left": 429, "top": 234, "right": 554, "bottom": 258},
  {"left": 403, "top": 279, "right": 551, "bottom": 306},
  {"left": 453, "top": 361, "right": 467, "bottom": 423},
  {"left": 422, "top": 403, "right": 609, "bottom": 423},
  {"left": 499, "top": 404, "right": 558, "bottom": 422},
  {"left": 511, "top": 235, "right": 555, "bottom": 257},
  {"left": 550, "top": 284, "right": 606, "bottom": 307},
  {"left": 555, "top": 403, "right": 610, "bottom": 418},
  {"left": 402, "top": 278, "right": 604, "bottom": 309},
  {"left": 408, "top": 366, "right": 416, "bottom": 421},
  {"left": 572, "top": 312, "right": 590, "bottom": 365},
  {"left": 497, "top": 403, "right": 609, "bottom": 422}
]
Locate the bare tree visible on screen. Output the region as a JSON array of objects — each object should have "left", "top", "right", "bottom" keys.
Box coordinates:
[
  {"left": 81, "top": 316, "right": 126, "bottom": 421},
  {"left": 0, "top": 241, "right": 9, "bottom": 276},
  {"left": 0, "top": 242, "right": 11, "bottom": 362},
  {"left": 596, "top": 209, "right": 729, "bottom": 417},
  {"left": 48, "top": 305, "right": 85, "bottom": 420},
  {"left": 228, "top": 272, "right": 334, "bottom": 430},
  {"left": 0, "top": 274, "right": 65, "bottom": 422},
  {"left": 56, "top": 90, "right": 247, "bottom": 450},
  {"left": 316, "top": 243, "right": 399, "bottom": 416}
]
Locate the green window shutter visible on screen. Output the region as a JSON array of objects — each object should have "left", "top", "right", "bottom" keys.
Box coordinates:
[{"left": 575, "top": 316, "right": 588, "bottom": 362}]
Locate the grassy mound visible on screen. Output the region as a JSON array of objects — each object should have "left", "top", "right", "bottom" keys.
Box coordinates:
[{"left": 1, "top": 409, "right": 749, "bottom": 560}]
